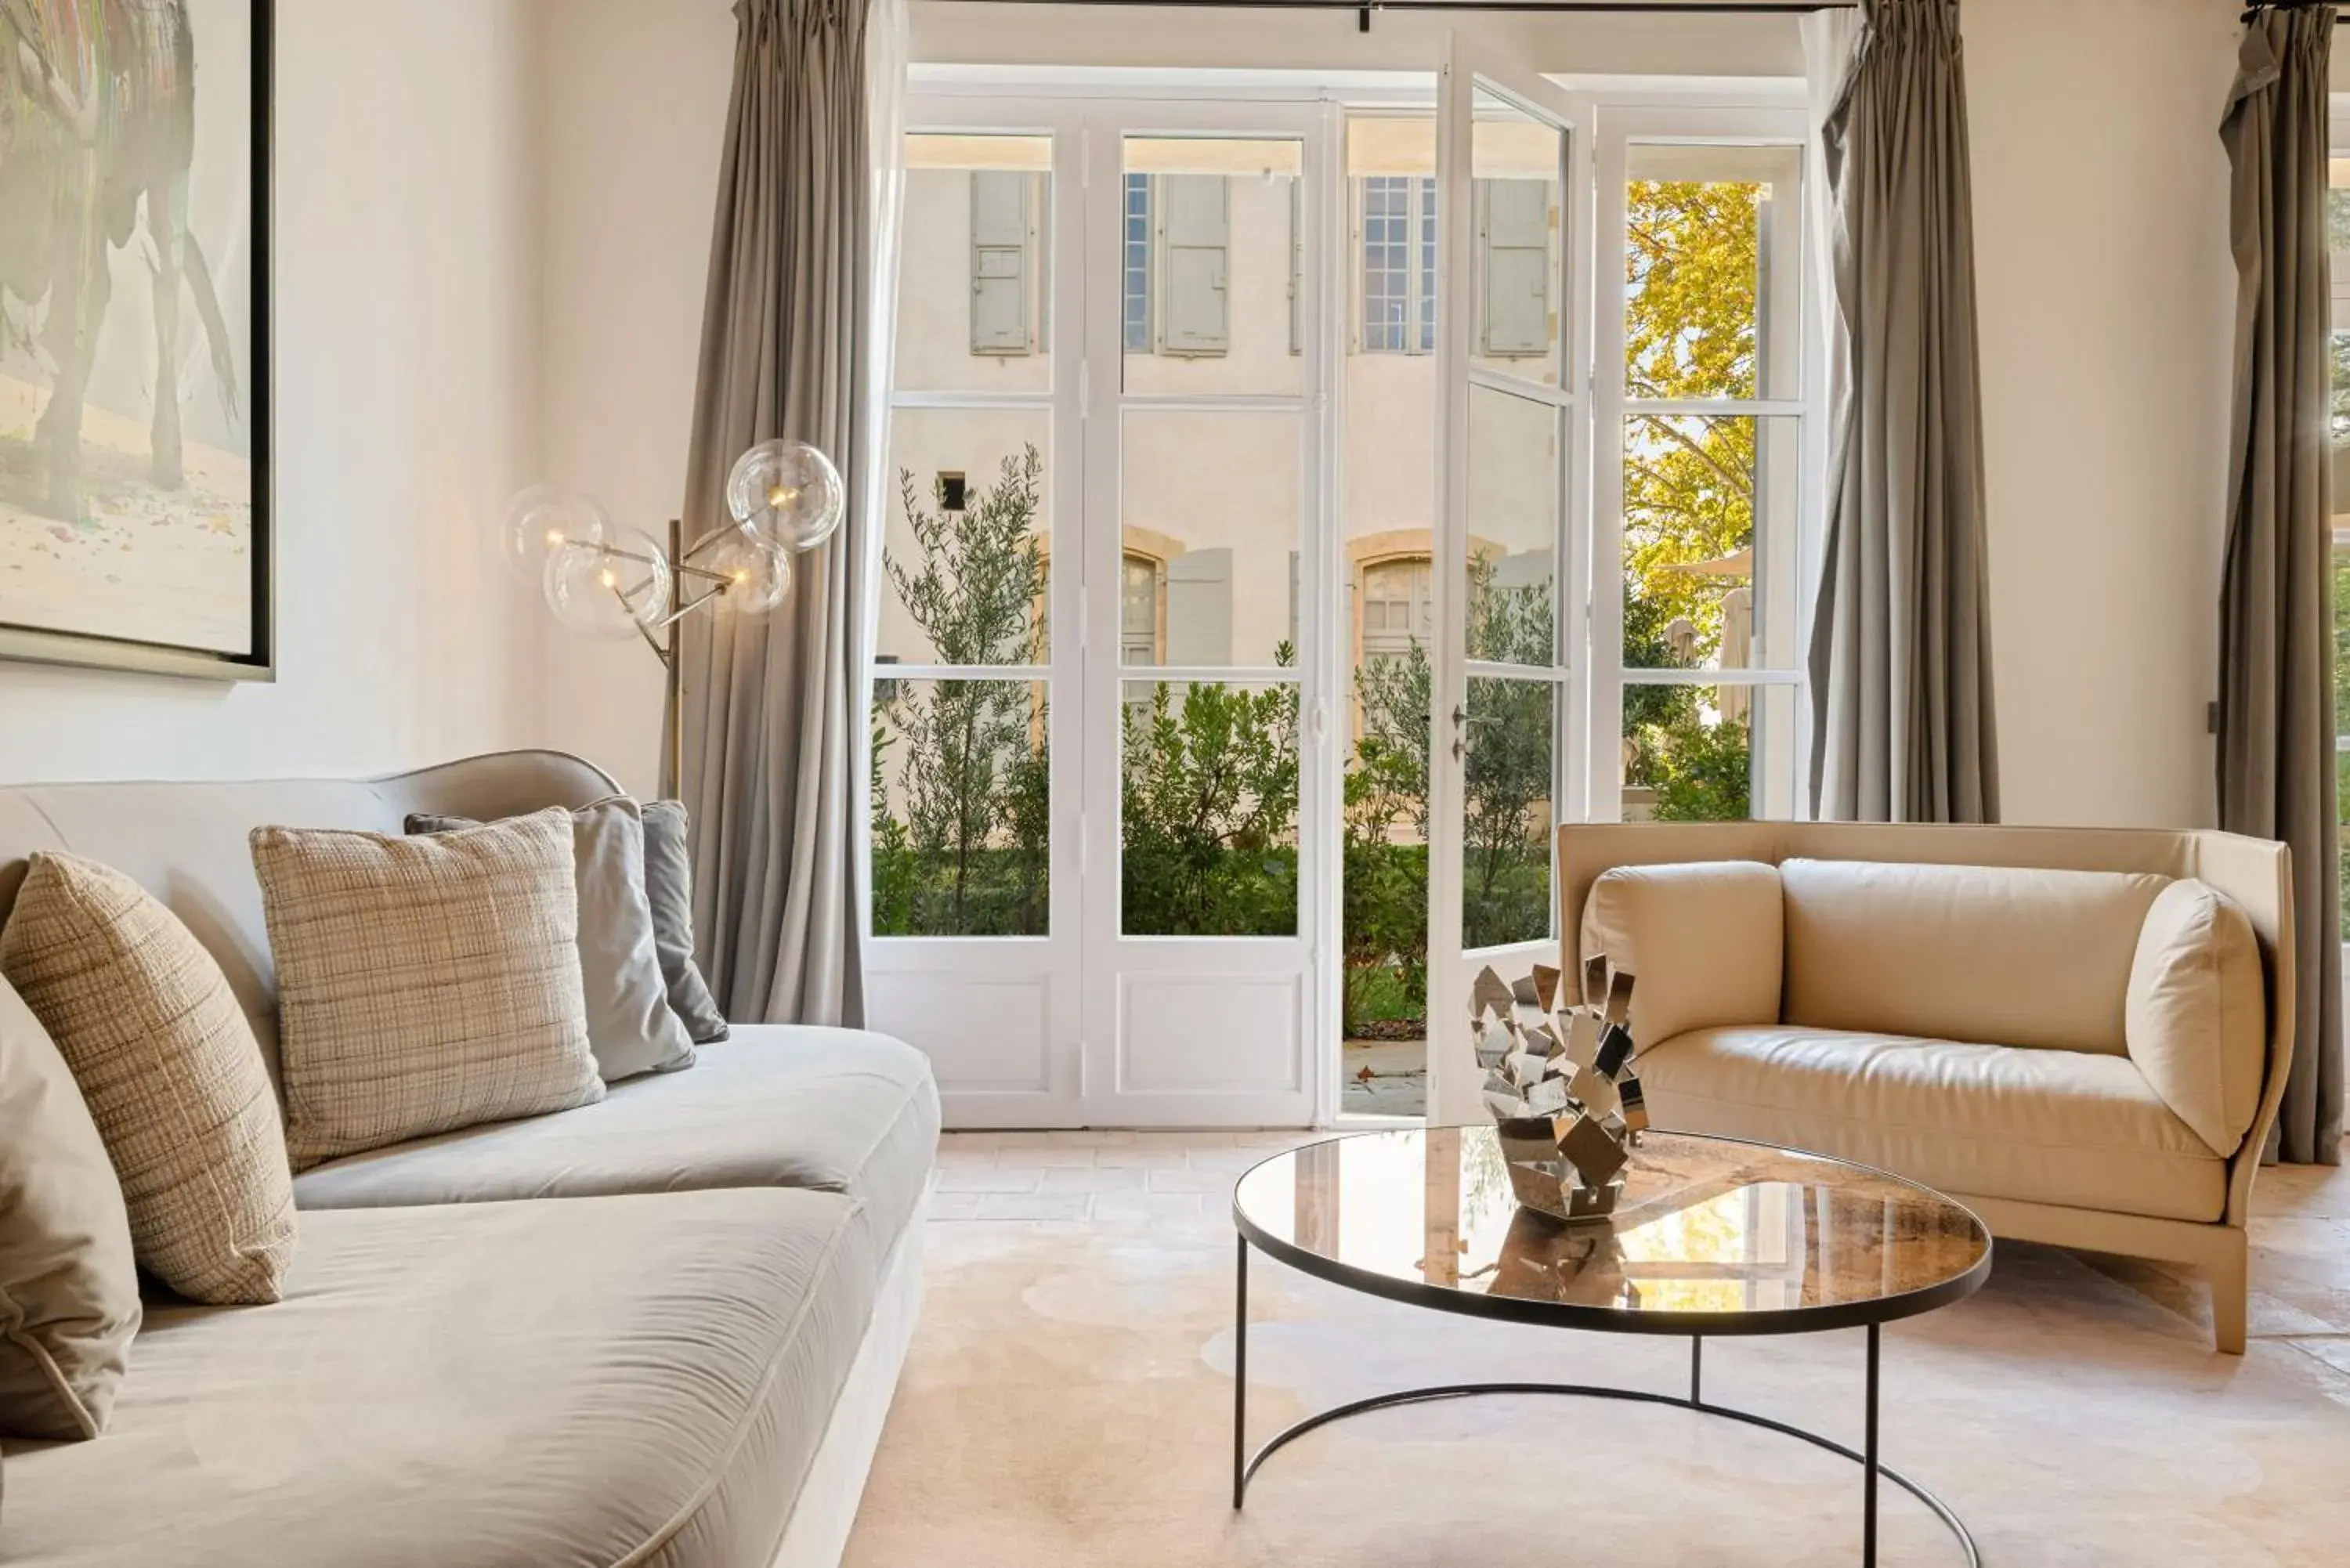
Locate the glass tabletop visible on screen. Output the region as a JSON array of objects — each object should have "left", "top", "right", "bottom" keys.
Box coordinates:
[{"left": 1232, "top": 1128, "right": 1992, "bottom": 1334}]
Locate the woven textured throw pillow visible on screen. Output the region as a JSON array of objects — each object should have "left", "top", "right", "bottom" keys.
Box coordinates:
[{"left": 251, "top": 807, "right": 602, "bottom": 1169}]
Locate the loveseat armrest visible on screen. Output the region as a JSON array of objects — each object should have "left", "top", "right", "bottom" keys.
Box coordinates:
[{"left": 1578, "top": 860, "right": 1784, "bottom": 1051}]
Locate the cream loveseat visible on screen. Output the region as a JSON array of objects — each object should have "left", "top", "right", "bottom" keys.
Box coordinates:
[
  {"left": 0, "top": 751, "right": 940, "bottom": 1568},
  {"left": 1561, "top": 822, "right": 2292, "bottom": 1355}
]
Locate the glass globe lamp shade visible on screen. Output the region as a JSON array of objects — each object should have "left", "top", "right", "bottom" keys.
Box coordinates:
[
  {"left": 726, "top": 439, "right": 844, "bottom": 552},
  {"left": 543, "top": 524, "right": 671, "bottom": 639},
  {"left": 698, "top": 525, "right": 792, "bottom": 616},
  {"left": 501, "top": 485, "right": 606, "bottom": 586}
]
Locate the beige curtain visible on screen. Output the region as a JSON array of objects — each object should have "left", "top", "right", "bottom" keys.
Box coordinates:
[
  {"left": 2218, "top": 5, "right": 2341, "bottom": 1165},
  {"left": 672, "top": 0, "right": 902, "bottom": 1027},
  {"left": 1806, "top": 0, "right": 1999, "bottom": 823}
]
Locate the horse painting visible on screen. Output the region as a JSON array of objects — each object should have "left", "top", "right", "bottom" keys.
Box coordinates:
[{"left": 0, "top": 0, "right": 241, "bottom": 522}]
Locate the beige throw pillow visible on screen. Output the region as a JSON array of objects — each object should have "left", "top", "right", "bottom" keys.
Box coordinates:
[
  {"left": 1579, "top": 860, "right": 1784, "bottom": 1051},
  {"left": 2125, "top": 879, "right": 2266, "bottom": 1157},
  {"left": 0, "top": 853, "right": 297, "bottom": 1306},
  {"left": 252, "top": 808, "right": 602, "bottom": 1169},
  {"left": 0, "top": 974, "right": 140, "bottom": 1439}
]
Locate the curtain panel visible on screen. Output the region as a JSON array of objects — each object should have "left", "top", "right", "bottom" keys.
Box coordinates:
[
  {"left": 1806, "top": 0, "right": 2000, "bottom": 825},
  {"left": 673, "top": 0, "right": 906, "bottom": 1027},
  {"left": 2217, "top": 5, "right": 2342, "bottom": 1165}
]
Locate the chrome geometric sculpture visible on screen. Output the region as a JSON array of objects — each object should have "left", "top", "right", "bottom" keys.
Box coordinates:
[{"left": 1472, "top": 956, "right": 1650, "bottom": 1224}]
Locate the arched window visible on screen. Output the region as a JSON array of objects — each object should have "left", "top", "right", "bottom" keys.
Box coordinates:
[
  {"left": 1358, "top": 555, "right": 1430, "bottom": 666},
  {"left": 1121, "top": 551, "right": 1162, "bottom": 665}
]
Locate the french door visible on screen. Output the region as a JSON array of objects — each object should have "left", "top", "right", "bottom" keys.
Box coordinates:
[
  {"left": 1425, "top": 45, "right": 1591, "bottom": 1127},
  {"left": 866, "top": 96, "right": 1331, "bottom": 1127}
]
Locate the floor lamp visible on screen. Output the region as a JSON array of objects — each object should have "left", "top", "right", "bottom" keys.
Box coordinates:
[{"left": 502, "top": 440, "right": 846, "bottom": 791}]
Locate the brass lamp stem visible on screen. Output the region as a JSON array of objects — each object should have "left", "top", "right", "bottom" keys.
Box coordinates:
[{"left": 667, "top": 516, "right": 685, "bottom": 798}]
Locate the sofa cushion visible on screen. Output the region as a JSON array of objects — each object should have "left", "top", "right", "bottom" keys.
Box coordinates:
[
  {"left": 1780, "top": 858, "right": 2171, "bottom": 1055},
  {"left": 0, "top": 853, "right": 298, "bottom": 1306},
  {"left": 0, "top": 1187, "right": 877, "bottom": 1568},
  {"left": 1637, "top": 1025, "right": 2225, "bottom": 1223},
  {"left": 638, "top": 800, "right": 730, "bottom": 1043},
  {"left": 2125, "top": 880, "right": 2266, "bottom": 1158},
  {"left": 291, "top": 1026, "right": 940, "bottom": 1267},
  {"left": 0, "top": 976, "right": 139, "bottom": 1440},
  {"left": 1578, "top": 859, "right": 1783, "bottom": 1050},
  {"left": 252, "top": 811, "right": 604, "bottom": 1169},
  {"left": 409, "top": 799, "right": 698, "bottom": 1083}
]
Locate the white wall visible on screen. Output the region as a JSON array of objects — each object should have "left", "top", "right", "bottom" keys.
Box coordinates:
[
  {"left": 533, "top": 0, "right": 738, "bottom": 797},
  {"left": 0, "top": 0, "right": 547, "bottom": 786},
  {"left": 1964, "top": 0, "right": 2240, "bottom": 829}
]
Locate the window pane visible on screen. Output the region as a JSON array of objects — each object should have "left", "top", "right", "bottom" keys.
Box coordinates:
[
  {"left": 1467, "top": 383, "right": 1560, "bottom": 666},
  {"left": 1347, "top": 605, "right": 1430, "bottom": 1108},
  {"left": 1622, "top": 681, "right": 1796, "bottom": 822},
  {"left": 1622, "top": 414, "right": 1799, "bottom": 672},
  {"left": 1470, "top": 87, "right": 1564, "bottom": 387},
  {"left": 880, "top": 406, "right": 1049, "bottom": 665},
  {"left": 1120, "top": 408, "right": 1302, "bottom": 667},
  {"left": 898, "top": 135, "right": 1052, "bottom": 393},
  {"left": 869, "top": 678, "right": 1049, "bottom": 936},
  {"left": 1124, "top": 173, "right": 1153, "bottom": 353},
  {"left": 1624, "top": 143, "right": 1802, "bottom": 402},
  {"left": 1462, "top": 674, "right": 1556, "bottom": 950},
  {"left": 1123, "top": 138, "right": 1303, "bottom": 396},
  {"left": 1120, "top": 679, "right": 1300, "bottom": 937}
]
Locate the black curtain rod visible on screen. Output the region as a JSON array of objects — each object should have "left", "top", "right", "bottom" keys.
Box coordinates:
[{"left": 964, "top": 2, "right": 1848, "bottom": 14}]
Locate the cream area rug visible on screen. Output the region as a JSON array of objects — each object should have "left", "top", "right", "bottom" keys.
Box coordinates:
[{"left": 848, "top": 1169, "right": 2350, "bottom": 1565}]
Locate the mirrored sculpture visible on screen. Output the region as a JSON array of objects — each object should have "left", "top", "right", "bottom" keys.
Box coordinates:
[{"left": 1471, "top": 956, "right": 1649, "bottom": 1224}]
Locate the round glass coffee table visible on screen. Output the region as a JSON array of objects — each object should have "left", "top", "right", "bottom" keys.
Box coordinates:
[{"left": 1231, "top": 1127, "right": 1992, "bottom": 1566}]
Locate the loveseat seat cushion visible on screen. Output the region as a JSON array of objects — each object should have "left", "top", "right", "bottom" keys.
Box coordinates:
[
  {"left": 291, "top": 1026, "right": 939, "bottom": 1268},
  {"left": 1780, "top": 858, "right": 2170, "bottom": 1055},
  {"left": 0, "top": 1187, "right": 878, "bottom": 1568},
  {"left": 1637, "top": 1025, "right": 2225, "bottom": 1223}
]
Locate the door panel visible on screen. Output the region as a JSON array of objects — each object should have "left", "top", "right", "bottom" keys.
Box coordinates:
[
  {"left": 1083, "top": 109, "right": 1329, "bottom": 1127},
  {"left": 1427, "top": 44, "right": 1588, "bottom": 1129}
]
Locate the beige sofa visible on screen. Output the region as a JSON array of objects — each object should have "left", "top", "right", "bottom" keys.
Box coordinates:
[
  {"left": 1560, "top": 822, "right": 2293, "bottom": 1355},
  {"left": 0, "top": 751, "right": 941, "bottom": 1568}
]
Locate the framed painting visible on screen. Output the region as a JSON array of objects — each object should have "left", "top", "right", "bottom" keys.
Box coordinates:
[{"left": 0, "top": 0, "right": 271, "bottom": 680}]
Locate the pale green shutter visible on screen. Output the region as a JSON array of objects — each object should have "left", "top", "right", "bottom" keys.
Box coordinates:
[
  {"left": 1478, "top": 178, "right": 1550, "bottom": 358},
  {"left": 1160, "top": 175, "right": 1230, "bottom": 357},
  {"left": 971, "top": 171, "right": 1034, "bottom": 355}
]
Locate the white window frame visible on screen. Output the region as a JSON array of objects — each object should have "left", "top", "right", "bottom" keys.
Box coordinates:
[{"left": 1586, "top": 101, "right": 1821, "bottom": 827}]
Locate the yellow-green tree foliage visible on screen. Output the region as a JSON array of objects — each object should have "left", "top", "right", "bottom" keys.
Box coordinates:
[{"left": 1623, "top": 179, "right": 1760, "bottom": 666}]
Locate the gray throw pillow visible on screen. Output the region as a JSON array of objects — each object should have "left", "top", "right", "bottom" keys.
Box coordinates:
[
  {"left": 0, "top": 974, "right": 139, "bottom": 1440},
  {"left": 638, "top": 801, "right": 730, "bottom": 1043},
  {"left": 408, "top": 799, "right": 696, "bottom": 1082}
]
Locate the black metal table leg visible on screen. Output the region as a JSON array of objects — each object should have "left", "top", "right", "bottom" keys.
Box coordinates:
[
  {"left": 1864, "top": 1324, "right": 1880, "bottom": 1567},
  {"left": 1233, "top": 1233, "right": 1248, "bottom": 1510},
  {"left": 1690, "top": 1334, "right": 1704, "bottom": 1406}
]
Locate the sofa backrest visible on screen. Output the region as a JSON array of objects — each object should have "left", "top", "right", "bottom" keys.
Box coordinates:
[
  {"left": 0, "top": 750, "right": 620, "bottom": 1090},
  {"left": 1777, "top": 857, "right": 2168, "bottom": 1053}
]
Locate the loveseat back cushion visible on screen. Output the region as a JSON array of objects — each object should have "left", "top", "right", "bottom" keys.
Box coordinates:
[
  {"left": 2124, "top": 879, "right": 2265, "bottom": 1157},
  {"left": 1579, "top": 860, "right": 1784, "bottom": 1050},
  {"left": 1779, "top": 858, "right": 2170, "bottom": 1054}
]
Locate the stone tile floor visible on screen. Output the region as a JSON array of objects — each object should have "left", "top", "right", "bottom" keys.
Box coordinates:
[{"left": 932, "top": 1127, "right": 2350, "bottom": 1403}]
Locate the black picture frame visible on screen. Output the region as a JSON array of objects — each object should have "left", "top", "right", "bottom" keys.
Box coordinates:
[{"left": 0, "top": 0, "right": 273, "bottom": 681}]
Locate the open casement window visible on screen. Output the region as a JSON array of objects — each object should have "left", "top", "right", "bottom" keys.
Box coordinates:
[
  {"left": 1477, "top": 178, "right": 1553, "bottom": 357},
  {"left": 971, "top": 169, "right": 1043, "bottom": 355},
  {"left": 1158, "top": 174, "right": 1231, "bottom": 356}
]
